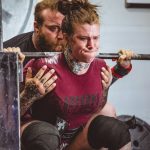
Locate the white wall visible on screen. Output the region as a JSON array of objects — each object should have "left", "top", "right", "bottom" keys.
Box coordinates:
[
  {"left": 91, "top": 0, "right": 150, "bottom": 123},
  {"left": 2, "top": 0, "right": 37, "bottom": 41}
]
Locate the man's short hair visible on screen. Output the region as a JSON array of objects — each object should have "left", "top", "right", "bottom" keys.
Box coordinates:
[{"left": 34, "top": 0, "right": 60, "bottom": 25}]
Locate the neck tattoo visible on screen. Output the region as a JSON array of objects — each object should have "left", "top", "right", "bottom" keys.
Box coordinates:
[{"left": 64, "top": 50, "right": 90, "bottom": 75}]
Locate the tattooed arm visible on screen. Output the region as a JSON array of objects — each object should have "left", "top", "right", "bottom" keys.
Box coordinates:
[
  {"left": 20, "top": 65, "right": 57, "bottom": 116},
  {"left": 20, "top": 81, "right": 42, "bottom": 117},
  {"left": 100, "top": 65, "right": 112, "bottom": 108},
  {"left": 101, "top": 88, "right": 109, "bottom": 108}
]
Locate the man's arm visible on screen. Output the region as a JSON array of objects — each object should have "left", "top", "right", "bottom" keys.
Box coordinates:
[
  {"left": 3, "top": 47, "right": 25, "bottom": 63},
  {"left": 3, "top": 47, "right": 57, "bottom": 116},
  {"left": 20, "top": 65, "right": 57, "bottom": 116}
]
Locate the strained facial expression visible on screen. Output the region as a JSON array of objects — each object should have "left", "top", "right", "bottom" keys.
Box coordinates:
[{"left": 70, "top": 23, "right": 100, "bottom": 63}]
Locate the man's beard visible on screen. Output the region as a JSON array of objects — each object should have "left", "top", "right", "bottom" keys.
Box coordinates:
[{"left": 38, "top": 35, "right": 56, "bottom": 52}]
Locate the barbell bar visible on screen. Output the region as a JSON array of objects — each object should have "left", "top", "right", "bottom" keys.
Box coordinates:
[{"left": 22, "top": 52, "right": 150, "bottom": 60}]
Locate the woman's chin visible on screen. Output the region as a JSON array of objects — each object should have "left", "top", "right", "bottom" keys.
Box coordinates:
[
  {"left": 82, "top": 57, "right": 95, "bottom": 63},
  {"left": 84, "top": 54, "right": 96, "bottom": 63}
]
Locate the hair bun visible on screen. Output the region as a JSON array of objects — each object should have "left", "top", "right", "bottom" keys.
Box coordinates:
[
  {"left": 58, "top": 0, "right": 89, "bottom": 15},
  {"left": 58, "top": 0, "right": 71, "bottom": 15}
]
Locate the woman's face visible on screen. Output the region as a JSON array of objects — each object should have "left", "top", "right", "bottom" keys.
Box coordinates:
[{"left": 69, "top": 23, "right": 100, "bottom": 63}]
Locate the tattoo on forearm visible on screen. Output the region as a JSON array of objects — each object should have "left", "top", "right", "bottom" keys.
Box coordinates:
[
  {"left": 101, "top": 88, "right": 109, "bottom": 108},
  {"left": 20, "top": 81, "right": 42, "bottom": 116},
  {"left": 20, "top": 96, "right": 35, "bottom": 117}
]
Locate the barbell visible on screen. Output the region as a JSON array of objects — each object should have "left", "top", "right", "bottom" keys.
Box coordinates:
[{"left": 22, "top": 52, "right": 150, "bottom": 60}]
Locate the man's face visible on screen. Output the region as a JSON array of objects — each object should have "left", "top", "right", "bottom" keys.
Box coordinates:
[
  {"left": 70, "top": 23, "right": 100, "bottom": 63},
  {"left": 36, "top": 9, "right": 65, "bottom": 52}
]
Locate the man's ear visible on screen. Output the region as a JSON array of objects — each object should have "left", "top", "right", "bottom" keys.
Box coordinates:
[{"left": 34, "top": 21, "right": 40, "bottom": 34}]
